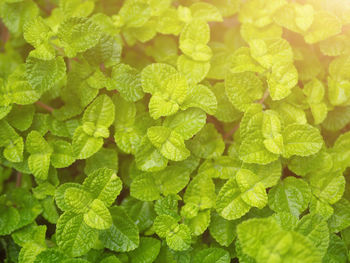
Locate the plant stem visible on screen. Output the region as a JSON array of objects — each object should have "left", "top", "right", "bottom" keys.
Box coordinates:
[
  {"left": 223, "top": 122, "right": 240, "bottom": 140},
  {"left": 16, "top": 172, "right": 22, "bottom": 187},
  {"left": 35, "top": 101, "right": 54, "bottom": 112},
  {"left": 259, "top": 89, "right": 269, "bottom": 105}
]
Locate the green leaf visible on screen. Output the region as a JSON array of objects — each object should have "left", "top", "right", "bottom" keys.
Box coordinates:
[
  {"left": 322, "top": 234, "right": 348, "bottom": 263},
  {"left": 268, "top": 177, "right": 311, "bottom": 217},
  {"left": 113, "top": 95, "right": 154, "bottom": 155},
  {"left": 147, "top": 126, "right": 190, "bottom": 161},
  {"left": 184, "top": 173, "right": 216, "bottom": 210},
  {"left": 55, "top": 183, "right": 85, "bottom": 212},
  {"left": 295, "top": 214, "right": 329, "bottom": 257},
  {"left": 206, "top": 0, "right": 239, "bottom": 17},
  {"left": 83, "top": 168, "right": 122, "bottom": 207},
  {"left": 33, "top": 249, "right": 66, "bottom": 263},
  {"left": 237, "top": 217, "right": 322, "bottom": 263},
  {"left": 57, "top": 17, "right": 101, "bottom": 57},
  {"left": 236, "top": 169, "right": 268, "bottom": 209},
  {"left": 6, "top": 104, "right": 35, "bottom": 131},
  {"left": 141, "top": 63, "right": 178, "bottom": 95},
  {"left": 198, "top": 156, "right": 241, "bottom": 179},
  {"left": 0, "top": 205, "right": 20, "bottom": 236},
  {"left": 2, "top": 65, "right": 40, "bottom": 105},
  {"left": 262, "top": 110, "right": 284, "bottom": 154},
  {"left": 84, "top": 147, "right": 118, "bottom": 175},
  {"left": 309, "top": 196, "right": 334, "bottom": 221},
  {"left": 323, "top": 106, "right": 350, "bottom": 131},
  {"left": 18, "top": 241, "right": 45, "bottom": 263},
  {"left": 273, "top": 102, "right": 307, "bottom": 126},
  {"left": 148, "top": 73, "right": 188, "bottom": 119},
  {"left": 121, "top": 197, "right": 156, "bottom": 232},
  {"left": 319, "top": 34, "right": 350, "bottom": 57},
  {"left": 72, "top": 126, "right": 103, "bottom": 159},
  {"left": 235, "top": 239, "right": 256, "bottom": 263},
  {"left": 304, "top": 11, "right": 342, "bottom": 44},
  {"left": 209, "top": 212, "right": 238, "bottom": 247},
  {"left": 310, "top": 103, "right": 328, "bottom": 125},
  {"left": 249, "top": 38, "right": 293, "bottom": 69},
  {"left": 130, "top": 173, "right": 161, "bottom": 202},
  {"left": 180, "top": 19, "right": 210, "bottom": 45},
  {"left": 84, "top": 199, "right": 112, "bottom": 230},
  {"left": 84, "top": 33, "right": 122, "bottom": 68},
  {"left": 100, "top": 206, "right": 139, "bottom": 252},
  {"left": 131, "top": 163, "right": 192, "bottom": 201},
  {"left": 166, "top": 223, "right": 191, "bottom": 251},
  {"left": 238, "top": 105, "right": 280, "bottom": 164},
  {"left": 16, "top": 226, "right": 46, "bottom": 263},
  {"left": 187, "top": 123, "right": 225, "bottom": 159},
  {"left": 327, "top": 56, "right": 350, "bottom": 106},
  {"left": 189, "top": 3, "right": 222, "bottom": 22},
  {"left": 241, "top": 23, "right": 283, "bottom": 42},
  {"left": 192, "top": 247, "right": 230, "bottom": 263},
  {"left": 272, "top": 212, "right": 298, "bottom": 231},
  {"left": 288, "top": 149, "right": 332, "bottom": 177},
  {"left": 154, "top": 214, "right": 178, "bottom": 238},
  {"left": 118, "top": 0, "right": 151, "bottom": 28},
  {"left": 0, "top": 0, "right": 39, "bottom": 37},
  {"left": 128, "top": 237, "right": 161, "bottom": 263},
  {"left": 25, "top": 56, "right": 66, "bottom": 93},
  {"left": 110, "top": 64, "right": 144, "bottom": 102},
  {"left": 267, "top": 62, "right": 298, "bottom": 100},
  {"left": 239, "top": 134, "right": 279, "bottom": 165},
  {"left": 273, "top": 3, "right": 314, "bottom": 32},
  {"left": 186, "top": 209, "right": 210, "bottom": 236},
  {"left": 216, "top": 177, "right": 251, "bottom": 220},
  {"left": 0, "top": 104, "right": 12, "bottom": 120},
  {"left": 180, "top": 39, "right": 212, "bottom": 62},
  {"left": 282, "top": 123, "right": 323, "bottom": 158},
  {"left": 12, "top": 224, "right": 46, "bottom": 247},
  {"left": 309, "top": 170, "right": 345, "bottom": 205},
  {"left": 82, "top": 94, "right": 115, "bottom": 138},
  {"left": 262, "top": 110, "right": 282, "bottom": 136},
  {"left": 135, "top": 136, "right": 168, "bottom": 172},
  {"left": 64, "top": 187, "right": 93, "bottom": 213},
  {"left": 303, "top": 78, "right": 325, "bottom": 104},
  {"left": 49, "top": 139, "right": 75, "bottom": 168},
  {"left": 328, "top": 198, "right": 350, "bottom": 233},
  {"left": 0, "top": 120, "right": 24, "bottom": 163},
  {"left": 180, "top": 84, "right": 217, "bottom": 115},
  {"left": 56, "top": 212, "right": 98, "bottom": 257},
  {"left": 163, "top": 108, "right": 206, "bottom": 140},
  {"left": 225, "top": 71, "right": 264, "bottom": 112},
  {"left": 177, "top": 55, "right": 210, "bottom": 84},
  {"left": 242, "top": 160, "right": 282, "bottom": 188},
  {"left": 23, "top": 16, "right": 55, "bottom": 60},
  {"left": 238, "top": 0, "right": 285, "bottom": 27},
  {"left": 26, "top": 130, "right": 53, "bottom": 180},
  {"left": 41, "top": 197, "right": 59, "bottom": 224},
  {"left": 155, "top": 162, "right": 192, "bottom": 196},
  {"left": 148, "top": 94, "right": 179, "bottom": 120},
  {"left": 155, "top": 195, "right": 180, "bottom": 220},
  {"left": 228, "top": 46, "right": 265, "bottom": 74},
  {"left": 99, "top": 256, "right": 121, "bottom": 263},
  {"left": 210, "top": 82, "right": 242, "bottom": 123},
  {"left": 5, "top": 188, "right": 43, "bottom": 230}
]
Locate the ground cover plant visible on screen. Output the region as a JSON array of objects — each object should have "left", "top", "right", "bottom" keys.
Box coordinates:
[{"left": 0, "top": 0, "right": 350, "bottom": 262}]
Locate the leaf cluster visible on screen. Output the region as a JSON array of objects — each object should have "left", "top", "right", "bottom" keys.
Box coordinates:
[{"left": 1, "top": 0, "right": 350, "bottom": 262}]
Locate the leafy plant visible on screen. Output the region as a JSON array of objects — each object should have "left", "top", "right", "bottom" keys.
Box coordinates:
[{"left": 1, "top": 0, "right": 350, "bottom": 262}]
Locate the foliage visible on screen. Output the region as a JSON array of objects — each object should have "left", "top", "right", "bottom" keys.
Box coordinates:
[{"left": 1, "top": 0, "right": 350, "bottom": 262}]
